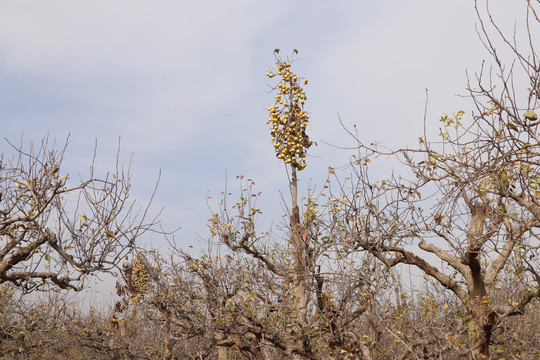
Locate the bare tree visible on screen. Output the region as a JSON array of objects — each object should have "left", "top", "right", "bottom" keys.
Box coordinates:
[
  {"left": 115, "top": 53, "right": 389, "bottom": 360},
  {"left": 331, "top": 1, "right": 540, "bottom": 358},
  {"left": 0, "top": 136, "right": 158, "bottom": 293},
  {"left": 0, "top": 281, "right": 167, "bottom": 359}
]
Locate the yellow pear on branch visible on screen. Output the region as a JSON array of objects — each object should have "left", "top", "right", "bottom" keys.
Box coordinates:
[{"left": 524, "top": 111, "right": 538, "bottom": 121}]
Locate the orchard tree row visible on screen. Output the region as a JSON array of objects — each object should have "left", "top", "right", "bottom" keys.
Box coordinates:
[{"left": 1, "top": 1, "right": 539, "bottom": 359}]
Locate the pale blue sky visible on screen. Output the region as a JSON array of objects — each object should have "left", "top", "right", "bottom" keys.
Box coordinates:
[{"left": 0, "top": 0, "right": 526, "bottom": 250}]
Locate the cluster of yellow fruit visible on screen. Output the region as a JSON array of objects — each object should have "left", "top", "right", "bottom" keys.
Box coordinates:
[
  {"left": 266, "top": 61, "right": 312, "bottom": 170},
  {"left": 129, "top": 255, "right": 151, "bottom": 294}
]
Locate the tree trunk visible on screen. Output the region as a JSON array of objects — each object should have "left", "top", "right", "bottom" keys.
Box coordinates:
[
  {"left": 466, "top": 203, "right": 494, "bottom": 359},
  {"left": 217, "top": 346, "right": 228, "bottom": 360},
  {"left": 216, "top": 332, "right": 228, "bottom": 360},
  {"left": 163, "top": 320, "right": 173, "bottom": 359},
  {"left": 467, "top": 306, "right": 496, "bottom": 359},
  {"left": 290, "top": 167, "right": 307, "bottom": 324}
]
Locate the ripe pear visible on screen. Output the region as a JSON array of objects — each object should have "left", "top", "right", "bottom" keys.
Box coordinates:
[{"left": 524, "top": 111, "right": 538, "bottom": 121}]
